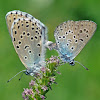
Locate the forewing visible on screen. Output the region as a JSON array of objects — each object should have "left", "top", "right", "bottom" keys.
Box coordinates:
[
  {"left": 5, "top": 10, "right": 33, "bottom": 37},
  {"left": 11, "top": 17, "right": 47, "bottom": 71},
  {"left": 54, "top": 20, "right": 97, "bottom": 60}
]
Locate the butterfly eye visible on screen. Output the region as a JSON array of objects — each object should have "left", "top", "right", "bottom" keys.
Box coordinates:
[{"left": 69, "top": 61, "right": 75, "bottom": 66}]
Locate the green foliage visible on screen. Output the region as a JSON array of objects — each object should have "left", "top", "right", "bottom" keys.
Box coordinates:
[{"left": 22, "top": 56, "right": 61, "bottom": 100}]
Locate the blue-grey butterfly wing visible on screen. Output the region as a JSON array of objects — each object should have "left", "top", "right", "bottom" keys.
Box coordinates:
[
  {"left": 5, "top": 10, "right": 33, "bottom": 38},
  {"left": 10, "top": 17, "right": 47, "bottom": 72},
  {"left": 54, "top": 20, "right": 97, "bottom": 60}
]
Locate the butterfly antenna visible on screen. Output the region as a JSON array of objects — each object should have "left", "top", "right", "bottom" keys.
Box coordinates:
[
  {"left": 74, "top": 61, "right": 89, "bottom": 70},
  {"left": 19, "top": 72, "right": 24, "bottom": 81},
  {"left": 7, "top": 70, "right": 26, "bottom": 83}
]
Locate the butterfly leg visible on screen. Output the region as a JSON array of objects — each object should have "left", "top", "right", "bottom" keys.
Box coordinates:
[{"left": 19, "top": 72, "right": 24, "bottom": 81}]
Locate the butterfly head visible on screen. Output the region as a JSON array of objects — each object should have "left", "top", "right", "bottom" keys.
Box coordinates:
[
  {"left": 60, "top": 54, "right": 75, "bottom": 66},
  {"left": 25, "top": 70, "right": 35, "bottom": 76},
  {"left": 69, "top": 59, "right": 75, "bottom": 66},
  {"left": 24, "top": 71, "right": 30, "bottom": 75}
]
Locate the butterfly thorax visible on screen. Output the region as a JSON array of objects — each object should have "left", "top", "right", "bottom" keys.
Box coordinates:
[
  {"left": 25, "top": 68, "right": 38, "bottom": 76},
  {"left": 25, "top": 70, "right": 34, "bottom": 76},
  {"left": 25, "top": 64, "right": 42, "bottom": 76},
  {"left": 60, "top": 54, "right": 75, "bottom": 66}
]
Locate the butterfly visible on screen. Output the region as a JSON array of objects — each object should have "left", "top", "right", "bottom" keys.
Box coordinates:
[
  {"left": 49, "top": 20, "right": 97, "bottom": 69},
  {"left": 6, "top": 10, "right": 52, "bottom": 81}
]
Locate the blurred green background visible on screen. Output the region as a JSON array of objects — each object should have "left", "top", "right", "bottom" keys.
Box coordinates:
[{"left": 0, "top": 0, "right": 100, "bottom": 100}]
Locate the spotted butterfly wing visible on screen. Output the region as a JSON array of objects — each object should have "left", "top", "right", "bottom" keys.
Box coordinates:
[
  {"left": 6, "top": 11, "right": 47, "bottom": 74},
  {"left": 6, "top": 10, "right": 33, "bottom": 38},
  {"left": 54, "top": 20, "right": 97, "bottom": 62}
]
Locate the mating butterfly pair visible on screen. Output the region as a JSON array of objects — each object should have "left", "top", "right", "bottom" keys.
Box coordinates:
[{"left": 6, "top": 10, "right": 97, "bottom": 79}]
